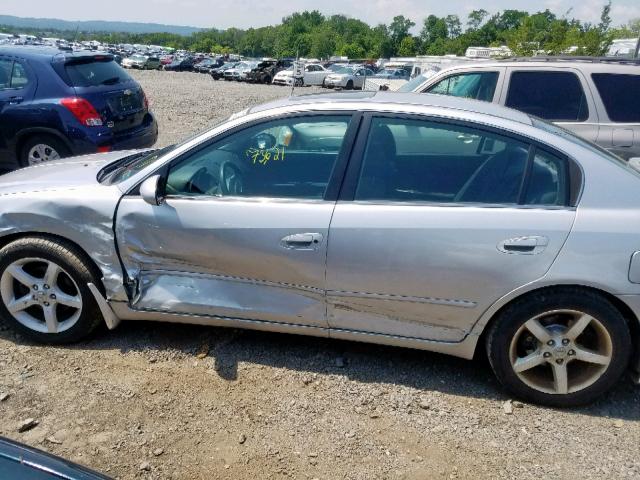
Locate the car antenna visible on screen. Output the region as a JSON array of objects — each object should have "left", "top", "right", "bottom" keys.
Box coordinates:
[{"left": 290, "top": 49, "right": 299, "bottom": 97}]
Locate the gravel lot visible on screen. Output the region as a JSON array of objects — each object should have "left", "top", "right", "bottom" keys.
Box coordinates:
[{"left": 0, "top": 70, "right": 639, "bottom": 480}]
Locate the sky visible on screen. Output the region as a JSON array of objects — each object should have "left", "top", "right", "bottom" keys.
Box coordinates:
[{"left": 2, "top": 0, "right": 639, "bottom": 30}]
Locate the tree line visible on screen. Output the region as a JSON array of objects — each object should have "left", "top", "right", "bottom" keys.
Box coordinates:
[{"left": 3, "top": 4, "right": 639, "bottom": 58}]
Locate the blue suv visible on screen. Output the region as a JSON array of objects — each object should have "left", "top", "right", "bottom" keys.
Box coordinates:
[{"left": 0, "top": 46, "right": 158, "bottom": 169}]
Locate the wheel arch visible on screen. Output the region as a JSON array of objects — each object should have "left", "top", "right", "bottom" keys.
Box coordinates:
[
  {"left": 473, "top": 284, "right": 639, "bottom": 373},
  {"left": 14, "top": 128, "right": 73, "bottom": 161},
  {"left": 0, "top": 231, "right": 106, "bottom": 296}
]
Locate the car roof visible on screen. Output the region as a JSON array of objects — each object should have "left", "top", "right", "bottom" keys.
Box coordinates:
[
  {"left": 249, "top": 91, "right": 533, "bottom": 126},
  {"left": 0, "top": 45, "right": 113, "bottom": 62},
  {"left": 434, "top": 57, "right": 640, "bottom": 73}
]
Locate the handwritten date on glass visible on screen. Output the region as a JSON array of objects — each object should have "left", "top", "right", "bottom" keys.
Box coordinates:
[{"left": 245, "top": 147, "right": 285, "bottom": 165}]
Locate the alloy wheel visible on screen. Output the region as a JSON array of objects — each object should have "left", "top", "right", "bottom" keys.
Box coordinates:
[
  {"left": 0, "top": 258, "right": 83, "bottom": 334},
  {"left": 509, "top": 309, "right": 613, "bottom": 395}
]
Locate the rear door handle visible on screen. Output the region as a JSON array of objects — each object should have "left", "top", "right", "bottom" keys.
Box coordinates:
[
  {"left": 280, "top": 233, "right": 323, "bottom": 250},
  {"left": 498, "top": 236, "right": 548, "bottom": 255}
]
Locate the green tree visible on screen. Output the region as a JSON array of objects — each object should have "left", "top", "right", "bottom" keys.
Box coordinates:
[
  {"left": 389, "top": 15, "right": 415, "bottom": 53},
  {"left": 467, "top": 9, "right": 489, "bottom": 31},
  {"left": 421, "top": 15, "right": 448, "bottom": 45},
  {"left": 397, "top": 36, "right": 417, "bottom": 56},
  {"left": 444, "top": 15, "right": 462, "bottom": 38}
]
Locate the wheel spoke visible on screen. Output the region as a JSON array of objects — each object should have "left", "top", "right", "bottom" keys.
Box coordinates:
[
  {"left": 44, "top": 263, "right": 60, "bottom": 288},
  {"left": 43, "top": 305, "right": 58, "bottom": 333},
  {"left": 566, "top": 314, "right": 593, "bottom": 340},
  {"left": 55, "top": 291, "right": 81, "bottom": 309},
  {"left": 524, "top": 318, "right": 552, "bottom": 343},
  {"left": 6, "top": 294, "right": 36, "bottom": 313},
  {"left": 513, "top": 351, "right": 546, "bottom": 373},
  {"left": 7, "top": 264, "right": 40, "bottom": 288},
  {"left": 552, "top": 362, "right": 569, "bottom": 394},
  {"left": 574, "top": 347, "right": 610, "bottom": 366}
]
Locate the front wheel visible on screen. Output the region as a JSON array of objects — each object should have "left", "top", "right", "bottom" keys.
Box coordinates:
[
  {"left": 486, "top": 289, "right": 631, "bottom": 407},
  {"left": 0, "top": 237, "right": 104, "bottom": 344}
]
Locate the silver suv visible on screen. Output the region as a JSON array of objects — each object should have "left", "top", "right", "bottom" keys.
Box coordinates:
[{"left": 401, "top": 57, "right": 640, "bottom": 160}]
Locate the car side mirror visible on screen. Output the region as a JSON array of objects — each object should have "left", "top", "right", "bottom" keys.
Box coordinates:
[{"left": 140, "top": 174, "right": 164, "bottom": 206}]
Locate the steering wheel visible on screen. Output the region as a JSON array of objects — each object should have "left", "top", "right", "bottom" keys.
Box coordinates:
[{"left": 219, "top": 161, "right": 243, "bottom": 195}]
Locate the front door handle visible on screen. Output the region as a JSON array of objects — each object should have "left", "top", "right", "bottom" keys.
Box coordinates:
[
  {"left": 8, "top": 96, "right": 23, "bottom": 105},
  {"left": 498, "top": 236, "right": 548, "bottom": 255},
  {"left": 280, "top": 232, "right": 323, "bottom": 250}
]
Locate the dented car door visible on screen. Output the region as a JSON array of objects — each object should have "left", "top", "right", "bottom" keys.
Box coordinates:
[{"left": 115, "top": 113, "right": 356, "bottom": 328}]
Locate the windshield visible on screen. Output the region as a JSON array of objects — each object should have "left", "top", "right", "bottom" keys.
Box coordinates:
[
  {"left": 64, "top": 58, "right": 132, "bottom": 87},
  {"left": 396, "top": 69, "right": 440, "bottom": 93},
  {"left": 131, "top": 55, "right": 146, "bottom": 61}
]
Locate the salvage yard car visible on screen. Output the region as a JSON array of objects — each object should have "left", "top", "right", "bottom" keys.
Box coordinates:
[
  {"left": 163, "top": 56, "right": 194, "bottom": 72},
  {"left": 0, "top": 92, "right": 638, "bottom": 408},
  {"left": 246, "top": 59, "right": 293, "bottom": 84},
  {"left": 401, "top": 57, "right": 640, "bottom": 160},
  {"left": 0, "top": 46, "right": 158, "bottom": 170},
  {"left": 210, "top": 62, "right": 237, "bottom": 80},
  {"left": 323, "top": 66, "right": 375, "bottom": 89},
  {"left": 273, "top": 63, "right": 330, "bottom": 86},
  {"left": 122, "top": 54, "right": 160, "bottom": 70}
]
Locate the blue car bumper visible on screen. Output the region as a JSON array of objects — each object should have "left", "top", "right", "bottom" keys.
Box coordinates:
[{"left": 69, "top": 112, "right": 158, "bottom": 156}]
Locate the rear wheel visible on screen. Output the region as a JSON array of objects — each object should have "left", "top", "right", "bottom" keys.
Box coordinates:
[
  {"left": 0, "top": 237, "right": 104, "bottom": 344},
  {"left": 19, "top": 135, "right": 70, "bottom": 168},
  {"left": 486, "top": 289, "right": 631, "bottom": 407}
]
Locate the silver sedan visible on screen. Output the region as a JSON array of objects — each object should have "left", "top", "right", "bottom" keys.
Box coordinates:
[{"left": 0, "top": 92, "right": 638, "bottom": 407}]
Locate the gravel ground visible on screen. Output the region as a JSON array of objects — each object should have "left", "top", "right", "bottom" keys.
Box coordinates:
[
  {"left": 137, "top": 69, "right": 324, "bottom": 148},
  {"left": 0, "top": 70, "right": 639, "bottom": 480}
]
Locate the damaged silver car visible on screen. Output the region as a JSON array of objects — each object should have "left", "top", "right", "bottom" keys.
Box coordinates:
[{"left": 0, "top": 91, "right": 638, "bottom": 407}]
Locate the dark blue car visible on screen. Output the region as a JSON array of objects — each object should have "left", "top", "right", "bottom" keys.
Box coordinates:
[
  {"left": 0, "top": 436, "right": 110, "bottom": 479},
  {"left": 0, "top": 46, "right": 158, "bottom": 170}
]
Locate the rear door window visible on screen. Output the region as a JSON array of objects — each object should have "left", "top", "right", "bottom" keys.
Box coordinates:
[
  {"left": 354, "top": 116, "right": 569, "bottom": 207},
  {"left": 506, "top": 71, "right": 589, "bottom": 122},
  {"left": 427, "top": 71, "right": 499, "bottom": 101},
  {"left": 0, "top": 59, "right": 12, "bottom": 89},
  {"left": 591, "top": 73, "right": 640, "bottom": 122},
  {"left": 10, "top": 61, "right": 29, "bottom": 88},
  {"left": 64, "top": 58, "right": 132, "bottom": 87}
]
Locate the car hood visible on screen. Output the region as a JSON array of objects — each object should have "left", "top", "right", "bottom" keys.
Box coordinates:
[{"left": 0, "top": 151, "right": 138, "bottom": 196}]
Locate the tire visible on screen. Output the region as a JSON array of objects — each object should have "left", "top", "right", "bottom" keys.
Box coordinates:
[
  {"left": 264, "top": 76, "right": 272, "bottom": 85},
  {"left": 19, "top": 135, "right": 70, "bottom": 168},
  {"left": 0, "top": 236, "right": 104, "bottom": 344},
  {"left": 486, "top": 288, "right": 631, "bottom": 407},
  {"left": 346, "top": 80, "right": 354, "bottom": 90}
]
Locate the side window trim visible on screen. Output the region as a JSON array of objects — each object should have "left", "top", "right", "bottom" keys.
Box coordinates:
[
  {"left": 152, "top": 110, "right": 360, "bottom": 202},
  {"left": 339, "top": 112, "right": 576, "bottom": 208}
]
